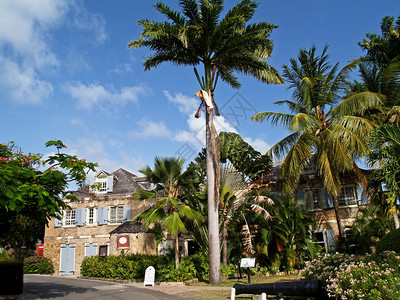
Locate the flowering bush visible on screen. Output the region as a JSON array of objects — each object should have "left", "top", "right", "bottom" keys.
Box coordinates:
[
  {"left": 300, "top": 251, "right": 400, "bottom": 299},
  {"left": 24, "top": 256, "right": 54, "bottom": 274}
]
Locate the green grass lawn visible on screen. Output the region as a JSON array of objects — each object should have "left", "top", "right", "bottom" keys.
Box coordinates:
[{"left": 183, "top": 273, "right": 301, "bottom": 300}]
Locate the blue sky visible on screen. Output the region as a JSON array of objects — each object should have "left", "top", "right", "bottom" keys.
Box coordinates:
[{"left": 0, "top": 0, "right": 398, "bottom": 182}]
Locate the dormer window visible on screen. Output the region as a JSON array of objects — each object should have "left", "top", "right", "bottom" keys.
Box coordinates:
[{"left": 94, "top": 171, "right": 114, "bottom": 193}]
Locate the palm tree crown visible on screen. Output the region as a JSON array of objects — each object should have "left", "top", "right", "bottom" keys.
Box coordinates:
[{"left": 252, "top": 46, "right": 382, "bottom": 237}]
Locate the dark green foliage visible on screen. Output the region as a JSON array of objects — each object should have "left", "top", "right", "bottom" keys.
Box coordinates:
[
  {"left": 0, "top": 261, "right": 23, "bottom": 295},
  {"left": 23, "top": 256, "right": 54, "bottom": 274},
  {"left": 376, "top": 228, "right": 400, "bottom": 253},
  {"left": 338, "top": 206, "right": 391, "bottom": 254},
  {"left": 81, "top": 254, "right": 169, "bottom": 280}
]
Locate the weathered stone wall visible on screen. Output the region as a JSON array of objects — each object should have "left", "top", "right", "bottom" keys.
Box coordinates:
[
  {"left": 109, "top": 233, "right": 156, "bottom": 256},
  {"left": 44, "top": 194, "right": 155, "bottom": 276}
]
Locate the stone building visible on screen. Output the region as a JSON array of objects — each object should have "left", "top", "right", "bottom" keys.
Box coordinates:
[
  {"left": 44, "top": 168, "right": 157, "bottom": 276},
  {"left": 265, "top": 161, "right": 370, "bottom": 252}
]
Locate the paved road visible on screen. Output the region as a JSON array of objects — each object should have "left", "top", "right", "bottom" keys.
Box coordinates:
[{"left": 20, "top": 275, "right": 188, "bottom": 300}]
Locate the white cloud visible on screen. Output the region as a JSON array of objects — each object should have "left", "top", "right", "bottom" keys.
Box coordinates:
[
  {"left": 164, "top": 90, "right": 199, "bottom": 115},
  {"left": 108, "top": 63, "right": 132, "bottom": 75},
  {"left": 68, "top": 1, "right": 107, "bottom": 44},
  {"left": 0, "top": 0, "right": 107, "bottom": 104},
  {"left": 244, "top": 137, "right": 271, "bottom": 154},
  {"left": 130, "top": 119, "right": 172, "bottom": 139},
  {"left": 65, "top": 82, "right": 147, "bottom": 110},
  {"left": 165, "top": 90, "right": 238, "bottom": 150},
  {"left": 64, "top": 138, "right": 145, "bottom": 184},
  {"left": 0, "top": 57, "right": 53, "bottom": 104}
]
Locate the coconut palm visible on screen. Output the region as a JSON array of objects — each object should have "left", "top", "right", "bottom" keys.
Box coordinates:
[
  {"left": 252, "top": 45, "right": 382, "bottom": 237},
  {"left": 129, "top": 0, "right": 283, "bottom": 282},
  {"left": 133, "top": 157, "right": 204, "bottom": 269}
]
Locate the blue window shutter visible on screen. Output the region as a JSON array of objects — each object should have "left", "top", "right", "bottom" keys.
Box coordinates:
[
  {"left": 54, "top": 212, "right": 62, "bottom": 227},
  {"left": 75, "top": 208, "right": 85, "bottom": 226},
  {"left": 321, "top": 188, "right": 334, "bottom": 209},
  {"left": 296, "top": 190, "right": 306, "bottom": 210},
  {"left": 325, "top": 230, "right": 336, "bottom": 253},
  {"left": 102, "top": 207, "right": 108, "bottom": 224},
  {"left": 97, "top": 207, "right": 103, "bottom": 225},
  {"left": 320, "top": 188, "right": 327, "bottom": 209},
  {"left": 356, "top": 184, "right": 369, "bottom": 205},
  {"left": 123, "top": 205, "right": 131, "bottom": 222},
  {"left": 85, "top": 243, "right": 98, "bottom": 257},
  {"left": 107, "top": 175, "right": 113, "bottom": 192}
]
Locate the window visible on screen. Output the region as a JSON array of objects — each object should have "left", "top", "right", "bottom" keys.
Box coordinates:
[
  {"left": 99, "top": 245, "right": 108, "bottom": 257},
  {"left": 109, "top": 206, "right": 124, "bottom": 223},
  {"left": 87, "top": 208, "right": 97, "bottom": 225},
  {"left": 312, "top": 230, "right": 336, "bottom": 253},
  {"left": 64, "top": 210, "right": 76, "bottom": 226},
  {"left": 338, "top": 186, "right": 356, "bottom": 206},
  {"left": 95, "top": 178, "right": 107, "bottom": 192},
  {"left": 305, "top": 189, "right": 322, "bottom": 210}
]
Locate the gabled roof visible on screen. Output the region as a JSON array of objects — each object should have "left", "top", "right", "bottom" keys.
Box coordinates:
[{"left": 109, "top": 222, "right": 154, "bottom": 234}]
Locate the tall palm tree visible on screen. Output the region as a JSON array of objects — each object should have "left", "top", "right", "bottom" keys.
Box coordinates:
[
  {"left": 252, "top": 46, "right": 382, "bottom": 238},
  {"left": 133, "top": 157, "right": 204, "bottom": 269},
  {"left": 129, "top": 0, "right": 283, "bottom": 282}
]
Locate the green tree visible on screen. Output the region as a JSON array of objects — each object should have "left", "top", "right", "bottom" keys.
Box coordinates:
[
  {"left": 252, "top": 46, "right": 382, "bottom": 237},
  {"left": 133, "top": 157, "right": 204, "bottom": 269},
  {"left": 129, "top": 0, "right": 283, "bottom": 283},
  {"left": 369, "top": 124, "right": 400, "bottom": 229},
  {"left": 185, "top": 132, "right": 272, "bottom": 266},
  {"left": 0, "top": 140, "right": 97, "bottom": 261}
]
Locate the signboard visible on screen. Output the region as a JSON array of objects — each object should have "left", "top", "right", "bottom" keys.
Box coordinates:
[
  {"left": 144, "top": 266, "right": 155, "bottom": 286},
  {"left": 240, "top": 258, "right": 255, "bottom": 268},
  {"left": 117, "top": 235, "right": 129, "bottom": 249}
]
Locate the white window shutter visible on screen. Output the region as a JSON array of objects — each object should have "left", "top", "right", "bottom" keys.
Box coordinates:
[
  {"left": 107, "top": 175, "right": 113, "bottom": 192},
  {"left": 123, "top": 205, "right": 131, "bottom": 222}
]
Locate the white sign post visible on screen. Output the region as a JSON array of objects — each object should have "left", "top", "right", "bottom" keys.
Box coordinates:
[
  {"left": 240, "top": 258, "right": 255, "bottom": 284},
  {"left": 144, "top": 266, "right": 155, "bottom": 286}
]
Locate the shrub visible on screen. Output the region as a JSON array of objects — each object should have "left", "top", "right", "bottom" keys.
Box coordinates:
[
  {"left": 158, "top": 258, "right": 197, "bottom": 282},
  {"left": 24, "top": 256, "right": 54, "bottom": 274},
  {"left": 81, "top": 254, "right": 171, "bottom": 280},
  {"left": 376, "top": 228, "right": 400, "bottom": 253},
  {"left": 300, "top": 251, "right": 400, "bottom": 299}
]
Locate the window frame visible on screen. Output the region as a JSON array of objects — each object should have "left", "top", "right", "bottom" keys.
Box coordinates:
[
  {"left": 64, "top": 210, "right": 76, "bottom": 226},
  {"left": 86, "top": 207, "right": 97, "bottom": 225},
  {"left": 338, "top": 186, "right": 357, "bottom": 207},
  {"left": 109, "top": 206, "right": 124, "bottom": 224},
  {"left": 305, "top": 189, "right": 322, "bottom": 210}
]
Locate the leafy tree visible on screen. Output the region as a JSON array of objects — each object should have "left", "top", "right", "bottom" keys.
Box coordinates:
[
  {"left": 185, "top": 132, "right": 272, "bottom": 265},
  {"left": 369, "top": 124, "right": 400, "bottom": 229},
  {"left": 252, "top": 46, "right": 382, "bottom": 237},
  {"left": 129, "top": 0, "right": 283, "bottom": 283},
  {"left": 133, "top": 157, "right": 204, "bottom": 269},
  {"left": 0, "top": 140, "right": 97, "bottom": 261}
]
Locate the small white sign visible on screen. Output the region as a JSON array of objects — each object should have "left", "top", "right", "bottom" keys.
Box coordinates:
[
  {"left": 144, "top": 266, "right": 155, "bottom": 286},
  {"left": 240, "top": 258, "right": 255, "bottom": 268}
]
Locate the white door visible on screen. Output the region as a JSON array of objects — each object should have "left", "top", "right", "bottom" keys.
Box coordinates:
[{"left": 60, "top": 244, "right": 75, "bottom": 275}]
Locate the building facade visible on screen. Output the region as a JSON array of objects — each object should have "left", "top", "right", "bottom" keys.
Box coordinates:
[
  {"left": 44, "top": 168, "right": 157, "bottom": 276},
  {"left": 267, "top": 161, "right": 370, "bottom": 252}
]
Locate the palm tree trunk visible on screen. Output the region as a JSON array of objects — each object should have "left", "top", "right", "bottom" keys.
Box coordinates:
[
  {"left": 206, "top": 108, "right": 222, "bottom": 284},
  {"left": 332, "top": 194, "right": 344, "bottom": 238},
  {"left": 175, "top": 235, "right": 179, "bottom": 269},
  {"left": 222, "top": 221, "right": 228, "bottom": 267},
  {"left": 394, "top": 206, "right": 399, "bottom": 229}
]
